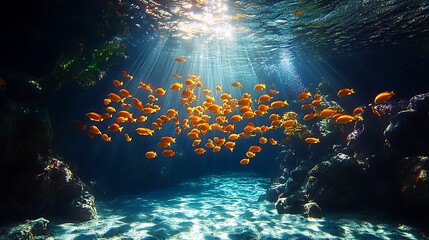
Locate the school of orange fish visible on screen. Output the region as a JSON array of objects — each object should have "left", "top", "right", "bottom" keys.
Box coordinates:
[{"left": 81, "top": 57, "right": 395, "bottom": 165}]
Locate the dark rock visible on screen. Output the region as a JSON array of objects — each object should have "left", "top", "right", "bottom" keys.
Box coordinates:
[
  {"left": 384, "top": 109, "right": 429, "bottom": 156},
  {"left": 33, "top": 158, "right": 97, "bottom": 221},
  {"left": 0, "top": 71, "right": 96, "bottom": 222},
  {"left": 275, "top": 192, "right": 307, "bottom": 214},
  {"left": 266, "top": 182, "right": 286, "bottom": 202},
  {"left": 399, "top": 156, "right": 429, "bottom": 210},
  {"left": 5, "top": 218, "right": 49, "bottom": 240},
  {"left": 384, "top": 92, "right": 429, "bottom": 156},
  {"left": 303, "top": 202, "right": 323, "bottom": 218},
  {"left": 346, "top": 109, "right": 387, "bottom": 156},
  {"left": 285, "top": 178, "right": 300, "bottom": 194},
  {"left": 303, "top": 153, "right": 371, "bottom": 210},
  {"left": 408, "top": 92, "right": 429, "bottom": 112},
  {"left": 69, "top": 191, "right": 97, "bottom": 221}
]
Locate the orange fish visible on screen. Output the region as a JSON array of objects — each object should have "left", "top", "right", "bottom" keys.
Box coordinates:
[
  {"left": 202, "top": 89, "right": 212, "bottom": 94},
  {"left": 104, "top": 99, "right": 111, "bottom": 105},
  {"left": 116, "top": 117, "right": 127, "bottom": 123},
  {"left": 86, "top": 112, "right": 104, "bottom": 122},
  {"left": 310, "top": 97, "right": 321, "bottom": 105},
  {"left": 163, "top": 149, "right": 175, "bottom": 157},
  {"left": 258, "top": 104, "right": 270, "bottom": 112},
  {"left": 242, "top": 93, "right": 251, "bottom": 98},
  {"left": 303, "top": 113, "right": 316, "bottom": 121},
  {"left": 374, "top": 91, "right": 395, "bottom": 104},
  {"left": 216, "top": 116, "right": 228, "bottom": 124},
  {"left": 220, "top": 93, "right": 232, "bottom": 100},
  {"left": 229, "top": 134, "right": 240, "bottom": 140},
  {"left": 102, "top": 134, "right": 111, "bottom": 142},
  {"left": 298, "top": 91, "right": 312, "bottom": 100},
  {"left": 332, "top": 113, "right": 344, "bottom": 121},
  {"left": 243, "top": 111, "right": 256, "bottom": 119},
  {"left": 269, "top": 138, "right": 277, "bottom": 145},
  {"left": 216, "top": 85, "right": 222, "bottom": 92},
  {"left": 175, "top": 126, "right": 182, "bottom": 134},
  {"left": 142, "top": 107, "right": 157, "bottom": 114},
  {"left": 108, "top": 123, "right": 123, "bottom": 132},
  {"left": 257, "top": 94, "right": 272, "bottom": 103},
  {"left": 122, "top": 70, "right": 133, "bottom": 80},
  {"left": 192, "top": 139, "right": 202, "bottom": 147},
  {"left": 230, "top": 115, "right": 243, "bottom": 122},
  {"left": 213, "top": 146, "right": 221, "bottom": 152},
  {"left": 314, "top": 93, "right": 321, "bottom": 100},
  {"left": 224, "top": 124, "right": 235, "bottom": 132},
  {"left": 281, "top": 119, "right": 296, "bottom": 128},
  {"left": 108, "top": 93, "right": 125, "bottom": 103},
  {"left": 160, "top": 136, "right": 176, "bottom": 144},
  {"left": 254, "top": 84, "right": 266, "bottom": 91},
  {"left": 170, "top": 82, "right": 183, "bottom": 91},
  {"left": 232, "top": 82, "right": 243, "bottom": 88},
  {"left": 101, "top": 113, "right": 112, "bottom": 120},
  {"left": 137, "top": 116, "right": 148, "bottom": 122},
  {"left": 246, "top": 151, "right": 256, "bottom": 158},
  {"left": 119, "top": 89, "right": 132, "bottom": 98},
  {"left": 269, "top": 89, "right": 279, "bottom": 94},
  {"left": 148, "top": 95, "right": 158, "bottom": 101},
  {"left": 89, "top": 125, "right": 102, "bottom": 135},
  {"left": 167, "top": 109, "right": 178, "bottom": 117},
  {"left": 136, "top": 128, "right": 154, "bottom": 136},
  {"left": 106, "top": 107, "right": 116, "bottom": 112},
  {"left": 335, "top": 115, "right": 357, "bottom": 124},
  {"left": 305, "top": 137, "right": 320, "bottom": 144},
  {"left": 195, "top": 81, "right": 203, "bottom": 88},
  {"left": 270, "top": 100, "right": 288, "bottom": 109},
  {"left": 181, "top": 88, "right": 194, "bottom": 97},
  {"left": 172, "top": 73, "right": 182, "bottom": 79},
  {"left": 269, "top": 114, "right": 280, "bottom": 121},
  {"left": 187, "top": 132, "right": 199, "bottom": 139},
  {"left": 224, "top": 141, "right": 236, "bottom": 151},
  {"left": 125, "top": 133, "right": 132, "bottom": 142},
  {"left": 113, "top": 80, "right": 123, "bottom": 87},
  {"left": 353, "top": 107, "right": 364, "bottom": 115},
  {"left": 175, "top": 57, "right": 187, "bottom": 62},
  {"left": 194, "top": 148, "right": 206, "bottom": 155},
  {"left": 337, "top": 88, "right": 355, "bottom": 97},
  {"left": 145, "top": 151, "right": 157, "bottom": 158},
  {"left": 259, "top": 137, "right": 267, "bottom": 144},
  {"left": 118, "top": 110, "right": 132, "bottom": 118},
  {"left": 240, "top": 158, "right": 250, "bottom": 165},
  {"left": 319, "top": 109, "right": 336, "bottom": 118},
  {"left": 155, "top": 88, "right": 166, "bottom": 96},
  {"left": 185, "top": 79, "right": 195, "bottom": 87},
  {"left": 238, "top": 98, "right": 252, "bottom": 106},
  {"left": 249, "top": 145, "right": 262, "bottom": 153}
]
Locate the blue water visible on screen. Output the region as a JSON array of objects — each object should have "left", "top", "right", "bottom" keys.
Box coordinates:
[{"left": 50, "top": 172, "right": 422, "bottom": 239}]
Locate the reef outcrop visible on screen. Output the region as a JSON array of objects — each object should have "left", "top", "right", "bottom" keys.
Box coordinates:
[
  {"left": 1, "top": 218, "right": 49, "bottom": 240},
  {"left": 269, "top": 92, "right": 429, "bottom": 226},
  {"left": 0, "top": 70, "right": 96, "bottom": 223}
]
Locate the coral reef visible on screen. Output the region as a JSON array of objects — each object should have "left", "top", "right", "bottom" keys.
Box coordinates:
[
  {"left": 2, "top": 218, "right": 49, "bottom": 240},
  {"left": 269, "top": 92, "right": 429, "bottom": 227}
]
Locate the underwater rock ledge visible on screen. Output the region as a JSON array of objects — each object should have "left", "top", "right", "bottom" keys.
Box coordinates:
[
  {"left": 0, "top": 70, "right": 96, "bottom": 224},
  {"left": 269, "top": 92, "right": 429, "bottom": 227}
]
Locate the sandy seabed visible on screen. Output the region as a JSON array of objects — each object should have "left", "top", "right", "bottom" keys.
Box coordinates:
[{"left": 50, "top": 172, "right": 423, "bottom": 239}]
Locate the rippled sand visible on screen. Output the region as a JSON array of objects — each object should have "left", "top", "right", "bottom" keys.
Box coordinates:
[{"left": 50, "top": 172, "right": 423, "bottom": 239}]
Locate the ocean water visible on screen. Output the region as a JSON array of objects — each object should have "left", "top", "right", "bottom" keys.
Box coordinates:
[
  {"left": 50, "top": 173, "right": 423, "bottom": 239},
  {"left": 2, "top": 0, "right": 426, "bottom": 238}
]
